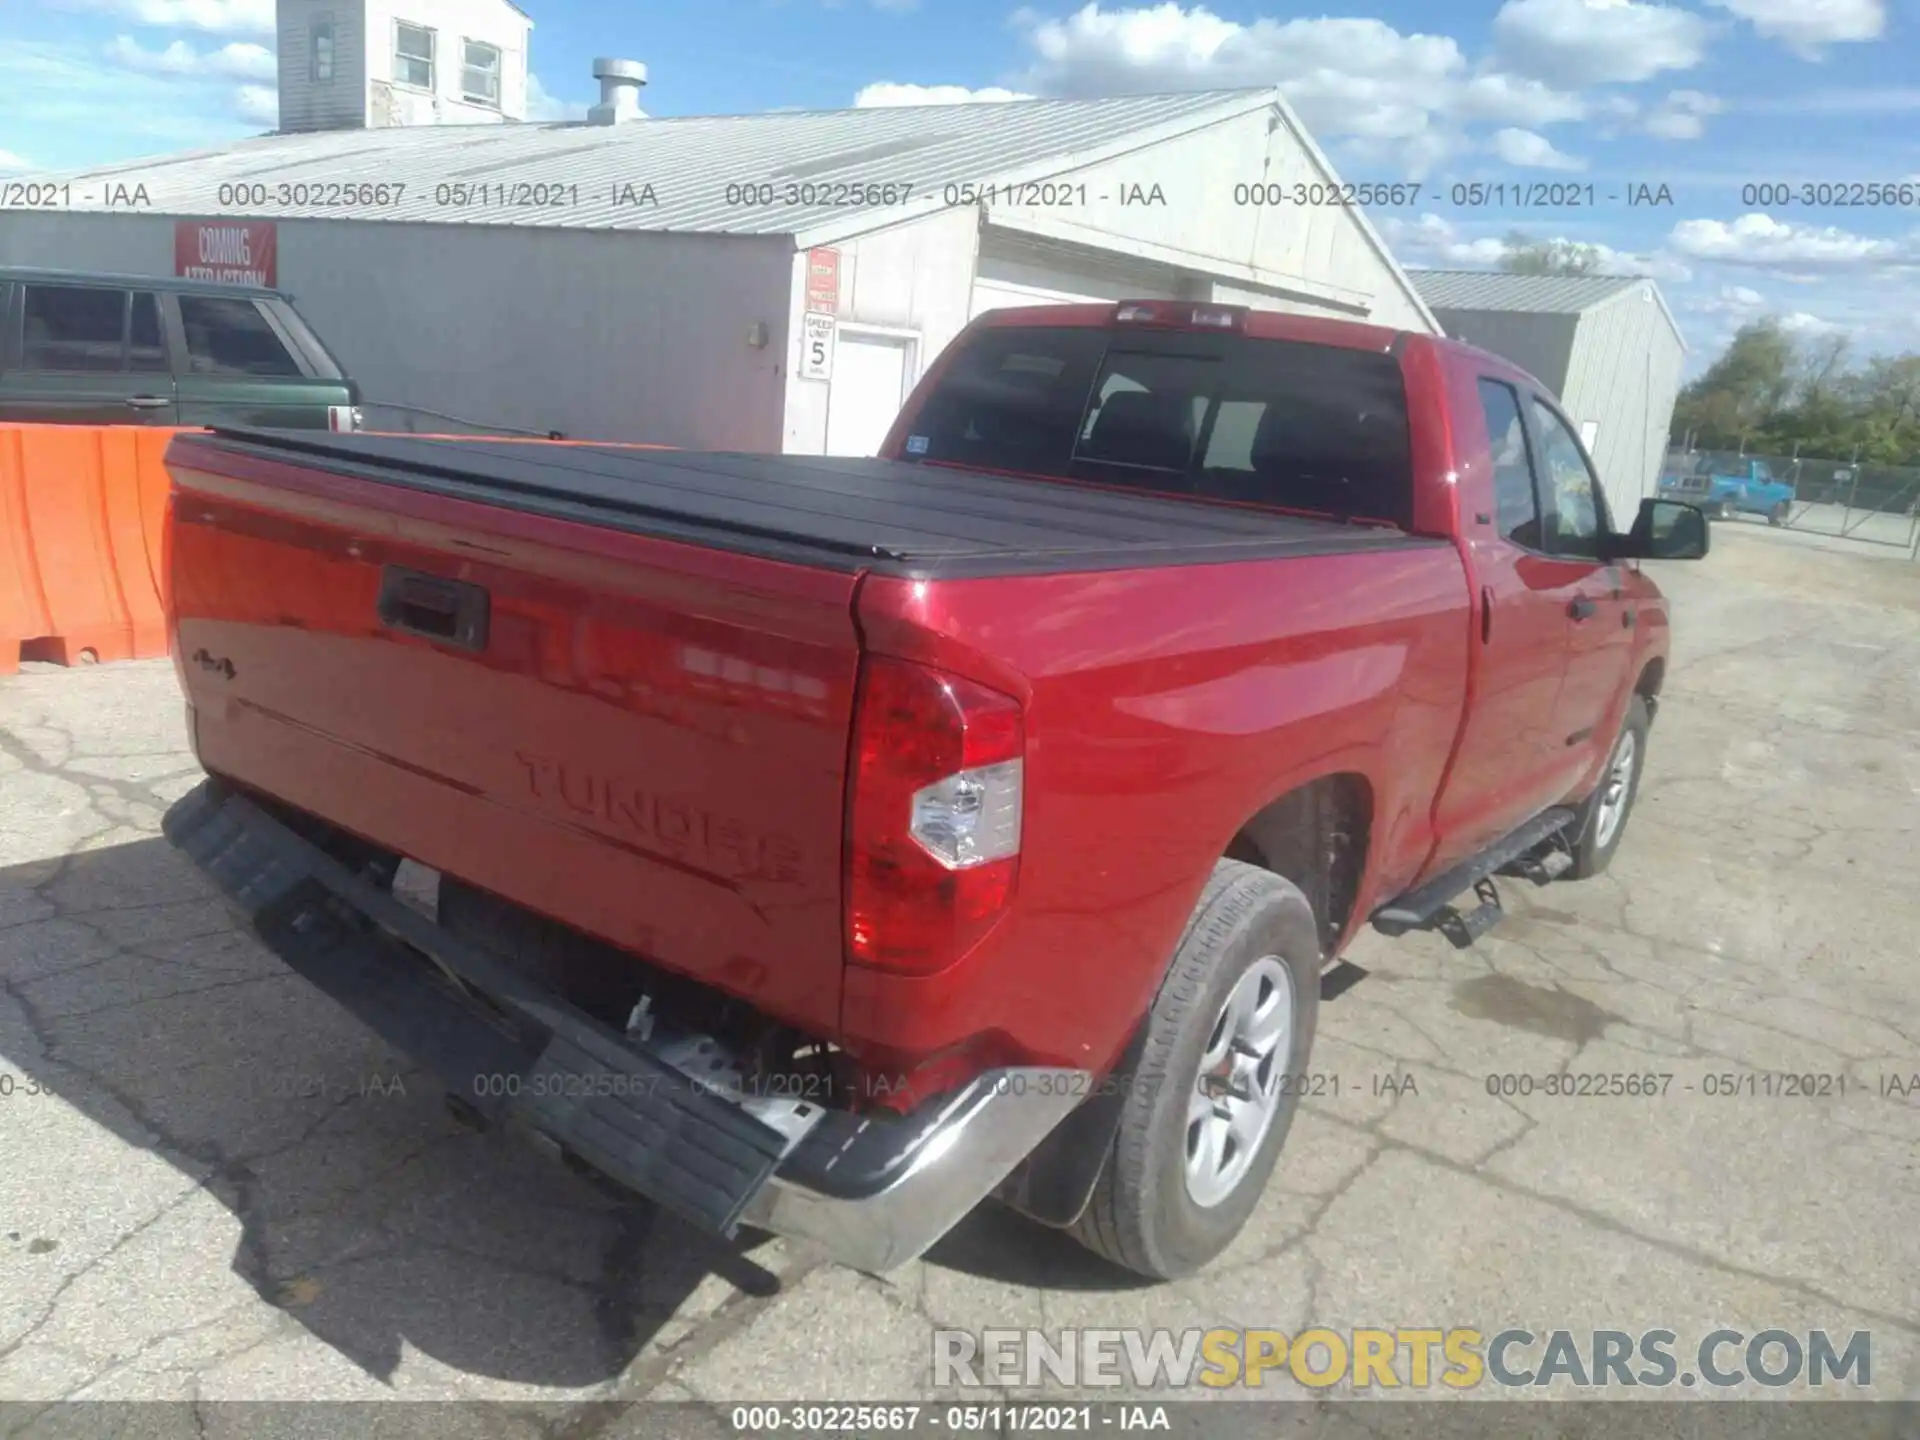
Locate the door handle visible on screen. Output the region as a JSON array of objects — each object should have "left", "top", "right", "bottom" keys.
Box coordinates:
[
  {"left": 1567, "top": 596, "right": 1597, "bottom": 621},
  {"left": 376, "top": 566, "right": 490, "bottom": 652},
  {"left": 125, "top": 396, "right": 171, "bottom": 410}
]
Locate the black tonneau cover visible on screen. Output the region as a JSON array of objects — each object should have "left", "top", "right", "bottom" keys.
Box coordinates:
[{"left": 176, "top": 428, "right": 1435, "bottom": 579}]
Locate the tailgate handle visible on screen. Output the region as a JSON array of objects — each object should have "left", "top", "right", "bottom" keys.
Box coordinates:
[{"left": 377, "top": 567, "right": 490, "bottom": 652}]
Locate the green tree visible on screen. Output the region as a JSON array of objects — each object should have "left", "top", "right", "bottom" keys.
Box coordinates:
[
  {"left": 1672, "top": 324, "right": 1920, "bottom": 468},
  {"left": 1672, "top": 319, "right": 1798, "bottom": 451},
  {"left": 1498, "top": 233, "right": 1607, "bottom": 276}
]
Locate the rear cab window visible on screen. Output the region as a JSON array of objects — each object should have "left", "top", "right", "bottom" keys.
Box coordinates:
[{"left": 902, "top": 322, "right": 1415, "bottom": 527}]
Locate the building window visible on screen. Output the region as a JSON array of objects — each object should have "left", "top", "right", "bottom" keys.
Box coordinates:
[
  {"left": 461, "top": 39, "right": 501, "bottom": 106},
  {"left": 310, "top": 20, "right": 334, "bottom": 83},
  {"left": 394, "top": 21, "right": 435, "bottom": 90}
]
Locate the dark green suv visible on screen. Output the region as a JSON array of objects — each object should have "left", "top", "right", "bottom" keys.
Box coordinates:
[{"left": 0, "top": 268, "right": 360, "bottom": 430}]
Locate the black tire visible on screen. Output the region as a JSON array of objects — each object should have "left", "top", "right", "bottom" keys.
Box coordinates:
[
  {"left": 1564, "top": 695, "right": 1652, "bottom": 879},
  {"left": 1768, "top": 501, "right": 1790, "bottom": 527},
  {"left": 1067, "top": 860, "right": 1321, "bottom": 1280}
]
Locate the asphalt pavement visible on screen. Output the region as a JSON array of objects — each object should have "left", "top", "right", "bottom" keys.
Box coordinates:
[{"left": 1, "top": 526, "right": 1916, "bottom": 1430}]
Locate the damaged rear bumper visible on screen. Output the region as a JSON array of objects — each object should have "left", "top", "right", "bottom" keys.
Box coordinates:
[{"left": 161, "top": 779, "right": 1087, "bottom": 1274}]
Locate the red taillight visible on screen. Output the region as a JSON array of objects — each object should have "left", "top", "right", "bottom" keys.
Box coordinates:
[
  {"left": 846, "top": 657, "right": 1025, "bottom": 976},
  {"left": 1114, "top": 300, "right": 1247, "bottom": 331}
]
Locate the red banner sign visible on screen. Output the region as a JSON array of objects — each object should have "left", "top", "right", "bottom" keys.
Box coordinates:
[
  {"left": 174, "top": 219, "right": 277, "bottom": 288},
  {"left": 804, "top": 248, "right": 839, "bottom": 314}
]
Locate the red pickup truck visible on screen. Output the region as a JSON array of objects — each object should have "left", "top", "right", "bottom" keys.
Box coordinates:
[{"left": 158, "top": 300, "right": 1707, "bottom": 1281}]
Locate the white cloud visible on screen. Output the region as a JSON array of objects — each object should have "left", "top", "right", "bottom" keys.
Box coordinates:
[
  {"left": 0, "top": 148, "right": 33, "bottom": 174},
  {"left": 1644, "top": 89, "right": 1723, "bottom": 139},
  {"left": 1451, "top": 72, "right": 1589, "bottom": 128},
  {"left": 527, "top": 74, "right": 590, "bottom": 122},
  {"left": 1491, "top": 126, "right": 1585, "bottom": 169},
  {"left": 1491, "top": 0, "right": 1713, "bottom": 86},
  {"left": 1008, "top": 4, "right": 1589, "bottom": 177},
  {"left": 1667, "top": 213, "right": 1907, "bottom": 270},
  {"left": 854, "top": 82, "right": 1036, "bottom": 106},
  {"left": 1680, "top": 283, "right": 1768, "bottom": 322},
  {"left": 1776, "top": 310, "right": 1849, "bottom": 336},
  {"left": 234, "top": 83, "right": 276, "bottom": 124},
  {"left": 47, "top": 0, "right": 273, "bottom": 33},
  {"left": 1384, "top": 211, "right": 1693, "bottom": 281},
  {"left": 1381, "top": 214, "right": 1512, "bottom": 267},
  {"left": 1705, "top": 0, "right": 1883, "bottom": 56},
  {"left": 1583, "top": 92, "right": 1642, "bottom": 138},
  {"left": 106, "top": 35, "right": 275, "bottom": 79}
]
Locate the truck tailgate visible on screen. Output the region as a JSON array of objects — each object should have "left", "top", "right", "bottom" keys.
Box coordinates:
[{"left": 163, "top": 431, "right": 863, "bottom": 1037}]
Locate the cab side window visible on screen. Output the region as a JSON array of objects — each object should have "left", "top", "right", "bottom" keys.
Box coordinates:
[
  {"left": 1527, "top": 397, "right": 1609, "bottom": 557},
  {"left": 1476, "top": 378, "right": 1542, "bottom": 549}
]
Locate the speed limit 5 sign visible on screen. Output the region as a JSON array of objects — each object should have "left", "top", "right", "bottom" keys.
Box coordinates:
[{"left": 800, "top": 313, "right": 837, "bottom": 380}]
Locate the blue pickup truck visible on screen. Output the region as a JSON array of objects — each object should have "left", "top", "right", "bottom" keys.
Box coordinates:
[{"left": 1658, "top": 454, "right": 1795, "bottom": 525}]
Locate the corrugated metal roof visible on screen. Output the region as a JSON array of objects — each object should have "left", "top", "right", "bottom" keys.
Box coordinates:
[
  {"left": 1407, "top": 270, "right": 1646, "bottom": 314},
  {"left": 23, "top": 90, "right": 1274, "bottom": 242}
]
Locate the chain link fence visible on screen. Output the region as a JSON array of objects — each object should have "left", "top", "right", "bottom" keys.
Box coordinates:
[{"left": 1659, "top": 448, "right": 1920, "bottom": 554}]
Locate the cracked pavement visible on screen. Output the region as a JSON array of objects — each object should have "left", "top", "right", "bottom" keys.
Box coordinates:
[{"left": 1, "top": 526, "right": 1916, "bottom": 1425}]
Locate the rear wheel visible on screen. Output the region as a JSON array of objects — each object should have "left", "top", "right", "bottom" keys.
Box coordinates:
[
  {"left": 1067, "top": 861, "right": 1321, "bottom": 1279},
  {"left": 1565, "top": 695, "right": 1652, "bottom": 879},
  {"left": 1769, "top": 500, "right": 1790, "bottom": 527}
]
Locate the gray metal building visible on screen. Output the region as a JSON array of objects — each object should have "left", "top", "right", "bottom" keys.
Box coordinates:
[
  {"left": 0, "top": 85, "right": 1441, "bottom": 455},
  {"left": 1409, "top": 271, "right": 1686, "bottom": 514}
]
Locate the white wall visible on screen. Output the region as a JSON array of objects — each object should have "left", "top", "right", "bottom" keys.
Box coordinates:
[
  {"left": 0, "top": 212, "right": 795, "bottom": 448},
  {"left": 974, "top": 234, "right": 1194, "bottom": 310},
  {"left": 975, "top": 107, "right": 1437, "bottom": 333},
  {"left": 364, "top": 0, "right": 529, "bottom": 126},
  {"left": 782, "top": 206, "right": 979, "bottom": 455},
  {"left": 1563, "top": 288, "right": 1686, "bottom": 515},
  {"left": 277, "top": 0, "right": 369, "bottom": 133}
]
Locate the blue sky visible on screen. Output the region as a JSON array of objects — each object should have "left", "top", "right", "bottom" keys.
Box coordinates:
[{"left": 3, "top": 0, "right": 1918, "bottom": 370}]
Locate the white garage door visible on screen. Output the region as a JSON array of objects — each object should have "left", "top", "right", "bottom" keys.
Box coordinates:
[
  {"left": 969, "top": 276, "right": 1107, "bottom": 321},
  {"left": 824, "top": 334, "right": 914, "bottom": 457}
]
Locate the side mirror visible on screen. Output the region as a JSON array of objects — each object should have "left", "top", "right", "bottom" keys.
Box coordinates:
[{"left": 1606, "top": 498, "right": 1710, "bottom": 561}]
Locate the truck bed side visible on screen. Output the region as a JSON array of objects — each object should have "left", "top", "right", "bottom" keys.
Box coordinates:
[{"left": 842, "top": 541, "right": 1470, "bottom": 1078}]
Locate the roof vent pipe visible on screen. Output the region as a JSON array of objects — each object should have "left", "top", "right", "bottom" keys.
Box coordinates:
[{"left": 587, "top": 58, "right": 648, "bottom": 124}]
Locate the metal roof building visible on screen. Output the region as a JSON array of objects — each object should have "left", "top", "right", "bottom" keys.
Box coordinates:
[
  {"left": 0, "top": 85, "right": 1442, "bottom": 453},
  {"left": 1410, "top": 269, "right": 1687, "bottom": 513}
]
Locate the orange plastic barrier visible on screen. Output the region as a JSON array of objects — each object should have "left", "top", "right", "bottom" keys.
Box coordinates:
[
  {"left": 0, "top": 425, "right": 672, "bottom": 677},
  {"left": 0, "top": 424, "right": 186, "bottom": 676}
]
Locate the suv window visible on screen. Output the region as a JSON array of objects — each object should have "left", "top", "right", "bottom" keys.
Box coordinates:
[
  {"left": 129, "top": 292, "right": 168, "bottom": 373},
  {"left": 906, "top": 324, "right": 1414, "bottom": 527},
  {"left": 21, "top": 285, "right": 130, "bottom": 372},
  {"left": 178, "top": 296, "right": 303, "bottom": 376},
  {"left": 1528, "top": 396, "right": 1608, "bottom": 556},
  {"left": 1477, "top": 378, "right": 1542, "bottom": 549}
]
